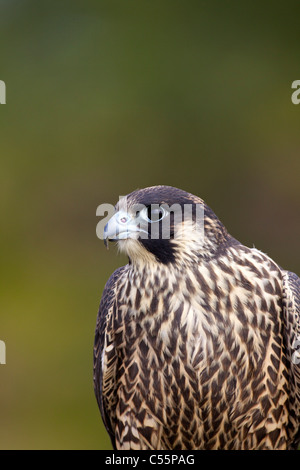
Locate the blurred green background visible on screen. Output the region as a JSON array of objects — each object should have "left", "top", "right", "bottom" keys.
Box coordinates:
[{"left": 0, "top": 0, "right": 299, "bottom": 449}]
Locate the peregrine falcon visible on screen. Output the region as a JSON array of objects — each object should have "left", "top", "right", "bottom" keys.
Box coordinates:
[{"left": 94, "top": 185, "right": 300, "bottom": 450}]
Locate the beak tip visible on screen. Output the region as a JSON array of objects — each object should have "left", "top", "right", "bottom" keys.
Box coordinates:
[
  {"left": 104, "top": 223, "right": 109, "bottom": 249},
  {"left": 104, "top": 236, "right": 109, "bottom": 250}
]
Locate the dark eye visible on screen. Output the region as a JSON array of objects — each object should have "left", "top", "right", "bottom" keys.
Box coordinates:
[{"left": 141, "top": 206, "right": 166, "bottom": 223}]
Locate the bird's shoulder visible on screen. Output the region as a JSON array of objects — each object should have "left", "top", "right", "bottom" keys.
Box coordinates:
[
  {"left": 282, "top": 269, "right": 300, "bottom": 361},
  {"left": 213, "top": 239, "right": 283, "bottom": 285},
  {"left": 94, "top": 265, "right": 128, "bottom": 351},
  {"left": 282, "top": 270, "right": 300, "bottom": 314},
  {"left": 281, "top": 270, "right": 300, "bottom": 447},
  {"left": 93, "top": 264, "right": 128, "bottom": 447}
]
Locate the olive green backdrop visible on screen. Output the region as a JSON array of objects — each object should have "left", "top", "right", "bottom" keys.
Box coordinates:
[{"left": 0, "top": 0, "right": 299, "bottom": 449}]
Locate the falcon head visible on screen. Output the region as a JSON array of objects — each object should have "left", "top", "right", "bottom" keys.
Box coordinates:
[{"left": 103, "top": 185, "right": 229, "bottom": 266}]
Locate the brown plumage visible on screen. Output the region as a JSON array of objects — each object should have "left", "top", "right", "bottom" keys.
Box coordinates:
[{"left": 94, "top": 185, "right": 300, "bottom": 449}]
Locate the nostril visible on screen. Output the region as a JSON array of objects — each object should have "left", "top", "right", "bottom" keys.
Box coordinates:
[{"left": 120, "top": 217, "right": 127, "bottom": 224}]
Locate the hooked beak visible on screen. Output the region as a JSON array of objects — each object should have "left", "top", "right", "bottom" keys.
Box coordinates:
[{"left": 103, "top": 210, "right": 147, "bottom": 249}]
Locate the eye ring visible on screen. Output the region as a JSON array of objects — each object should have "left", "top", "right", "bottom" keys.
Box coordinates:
[{"left": 117, "top": 214, "right": 129, "bottom": 224}]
